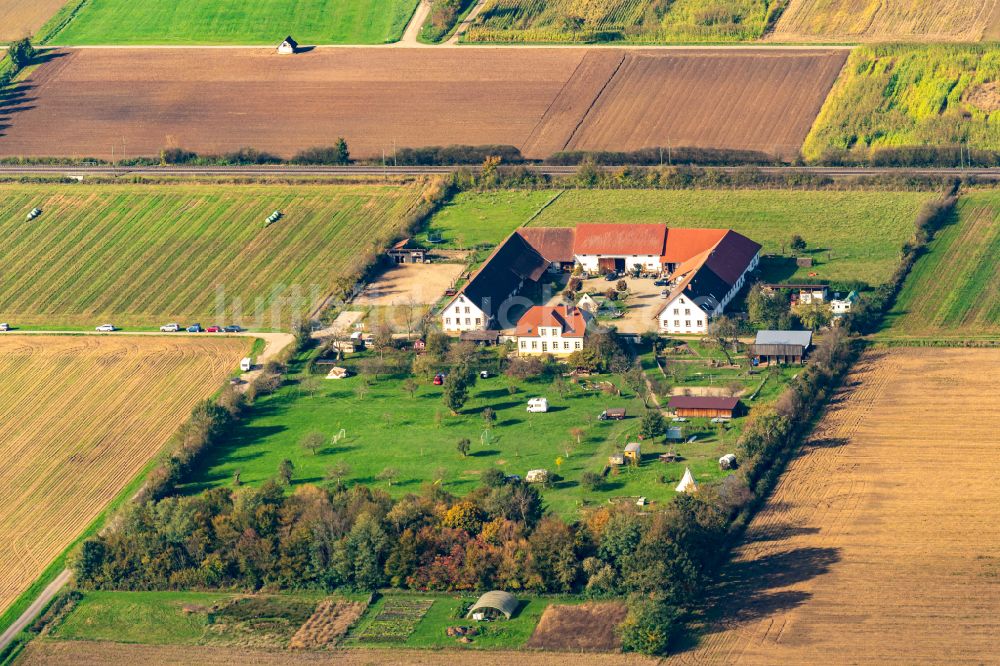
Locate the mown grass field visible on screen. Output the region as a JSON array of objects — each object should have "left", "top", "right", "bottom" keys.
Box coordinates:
[
  {"left": 183, "top": 345, "right": 793, "bottom": 518},
  {"left": 884, "top": 192, "right": 1000, "bottom": 337},
  {"left": 464, "top": 0, "right": 785, "bottom": 43},
  {"left": 0, "top": 335, "right": 247, "bottom": 618},
  {"left": 45, "top": 0, "right": 418, "bottom": 44},
  {"left": 422, "top": 189, "right": 930, "bottom": 285},
  {"left": 0, "top": 183, "right": 420, "bottom": 329},
  {"left": 803, "top": 45, "right": 1000, "bottom": 161}
]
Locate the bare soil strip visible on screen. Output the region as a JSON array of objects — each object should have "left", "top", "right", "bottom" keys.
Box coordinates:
[
  {"left": 526, "top": 602, "right": 628, "bottom": 652},
  {"left": 673, "top": 348, "right": 1000, "bottom": 665},
  {"left": 0, "top": 1, "right": 66, "bottom": 42},
  {"left": 0, "top": 47, "right": 846, "bottom": 161},
  {"left": 19, "top": 640, "right": 664, "bottom": 665},
  {"left": 0, "top": 335, "right": 246, "bottom": 616}
]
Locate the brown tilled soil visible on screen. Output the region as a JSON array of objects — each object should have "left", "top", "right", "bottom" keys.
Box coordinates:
[
  {"left": 0, "top": 1, "right": 66, "bottom": 42},
  {"left": 670, "top": 348, "right": 1000, "bottom": 665},
  {"left": 355, "top": 264, "right": 464, "bottom": 307},
  {"left": 289, "top": 600, "right": 367, "bottom": 650},
  {"left": 0, "top": 47, "right": 846, "bottom": 161},
  {"left": 18, "top": 640, "right": 664, "bottom": 665},
  {"left": 525, "top": 602, "right": 628, "bottom": 652},
  {"left": 966, "top": 81, "right": 1000, "bottom": 113}
]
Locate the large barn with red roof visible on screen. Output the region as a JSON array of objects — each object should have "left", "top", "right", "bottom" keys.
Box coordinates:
[{"left": 441, "top": 224, "right": 760, "bottom": 336}]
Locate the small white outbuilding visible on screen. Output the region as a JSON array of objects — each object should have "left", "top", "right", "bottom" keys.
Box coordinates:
[{"left": 277, "top": 36, "right": 299, "bottom": 55}]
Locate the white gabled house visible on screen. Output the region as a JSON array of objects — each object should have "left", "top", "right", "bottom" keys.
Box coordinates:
[
  {"left": 514, "top": 305, "right": 588, "bottom": 356},
  {"left": 442, "top": 293, "right": 489, "bottom": 332}
]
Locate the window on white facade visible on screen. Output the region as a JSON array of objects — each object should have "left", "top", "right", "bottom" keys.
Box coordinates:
[
  {"left": 520, "top": 341, "right": 526, "bottom": 348},
  {"left": 465, "top": 318, "right": 470, "bottom": 325},
  {"left": 673, "top": 308, "right": 679, "bottom": 315},
  {"left": 563, "top": 341, "right": 569, "bottom": 350},
  {"left": 575, "top": 341, "right": 581, "bottom": 349},
  {"left": 475, "top": 318, "right": 481, "bottom": 326},
  {"left": 464, "top": 307, "right": 470, "bottom": 314},
  {"left": 697, "top": 320, "right": 704, "bottom": 327},
  {"left": 674, "top": 320, "right": 680, "bottom": 328},
  {"left": 685, "top": 309, "right": 690, "bottom": 315},
  {"left": 532, "top": 341, "right": 537, "bottom": 349},
  {"left": 542, "top": 342, "right": 548, "bottom": 351},
  {"left": 445, "top": 318, "right": 451, "bottom": 325}
]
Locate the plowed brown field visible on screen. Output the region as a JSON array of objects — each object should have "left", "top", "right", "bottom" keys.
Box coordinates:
[
  {"left": 0, "top": 1, "right": 65, "bottom": 42},
  {"left": 0, "top": 335, "right": 246, "bottom": 616},
  {"left": 0, "top": 47, "right": 846, "bottom": 161},
  {"left": 673, "top": 348, "right": 1000, "bottom": 665},
  {"left": 772, "top": 0, "right": 998, "bottom": 42},
  {"left": 18, "top": 641, "right": 663, "bottom": 665}
]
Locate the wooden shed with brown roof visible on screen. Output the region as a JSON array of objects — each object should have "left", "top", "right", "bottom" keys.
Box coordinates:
[{"left": 667, "top": 396, "right": 743, "bottom": 419}]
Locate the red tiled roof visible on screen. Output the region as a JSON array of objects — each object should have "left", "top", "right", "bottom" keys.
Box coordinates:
[
  {"left": 661, "top": 228, "right": 728, "bottom": 263},
  {"left": 573, "top": 224, "right": 667, "bottom": 256},
  {"left": 515, "top": 305, "right": 587, "bottom": 338},
  {"left": 667, "top": 396, "right": 741, "bottom": 411},
  {"left": 516, "top": 227, "right": 577, "bottom": 263}
]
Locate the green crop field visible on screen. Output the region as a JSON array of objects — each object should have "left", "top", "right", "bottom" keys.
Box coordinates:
[
  {"left": 884, "top": 192, "right": 1000, "bottom": 337},
  {"left": 464, "top": 0, "right": 786, "bottom": 43},
  {"left": 44, "top": 0, "right": 419, "bottom": 45},
  {"left": 804, "top": 45, "right": 1000, "bottom": 162},
  {"left": 0, "top": 183, "right": 420, "bottom": 329},
  {"left": 183, "top": 345, "right": 794, "bottom": 518},
  {"left": 422, "top": 189, "right": 931, "bottom": 286}
]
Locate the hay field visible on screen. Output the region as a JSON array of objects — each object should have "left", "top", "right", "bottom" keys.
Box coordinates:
[
  {"left": 0, "top": 47, "right": 846, "bottom": 161},
  {"left": 18, "top": 641, "right": 662, "bottom": 665},
  {"left": 673, "top": 348, "right": 1000, "bottom": 664},
  {"left": 45, "top": 0, "right": 418, "bottom": 45},
  {"left": 886, "top": 192, "right": 1000, "bottom": 337},
  {"left": 0, "top": 335, "right": 246, "bottom": 617},
  {"left": 0, "top": 0, "right": 66, "bottom": 42},
  {"left": 772, "top": 0, "right": 998, "bottom": 42},
  {"left": 803, "top": 45, "right": 1000, "bottom": 161},
  {"left": 0, "top": 182, "right": 420, "bottom": 329}
]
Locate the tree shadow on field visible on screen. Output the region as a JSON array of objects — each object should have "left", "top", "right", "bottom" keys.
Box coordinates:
[{"left": 673, "top": 546, "right": 840, "bottom": 655}]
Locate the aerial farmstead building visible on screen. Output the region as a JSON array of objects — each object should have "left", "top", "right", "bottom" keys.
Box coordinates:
[
  {"left": 441, "top": 224, "right": 760, "bottom": 335},
  {"left": 514, "top": 305, "right": 588, "bottom": 356}
]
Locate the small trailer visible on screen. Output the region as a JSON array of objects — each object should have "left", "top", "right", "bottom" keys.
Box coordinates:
[
  {"left": 719, "top": 454, "right": 738, "bottom": 470},
  {"left": 26, "top": 208, "right": 42, "bottom": 221},
  {"left": 526, "top": 397, "right": 549, "bottom": 413},
  {"left": 264, "top": 210, "right": 282, "bottom": 226},
  {"left": 240, "top": 357, "right": 253, "bottom": 372},
  {"left": 599, "top": 408, "right": 626, "bottom": 421}
]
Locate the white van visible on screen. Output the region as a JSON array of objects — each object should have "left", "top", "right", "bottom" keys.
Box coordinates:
[
  {"left": 240, "top": 357, "right": 253, "bottom": 372},
  {"left": 526, "top": 397, "right": 549, "bottom": 413}
]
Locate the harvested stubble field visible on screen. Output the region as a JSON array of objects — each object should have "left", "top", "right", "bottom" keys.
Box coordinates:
[
  {"left": 0, "top": 182, "right": 420, "bottom": 329},
  {"left": 0, "top": 335, "right": 246, "bottom": 617},
  {"left": 0, "top": 0, "right": 66, "bottom": 42},
  {"left": 886, "top": 192, "right": 1000, "bottom": 337},
  {"left": 771, "top": 0, "right": 999, "bottom": 42},
  {"left": 672, "top": 348, "right": 1000, "bottom": 664},
  {"left": 525, "top": 601, "right": 627, "bottom": 651},
  {"left": 0, "top": 47, "right": 846, "bottom": 161},
  {"left": 19, "top": 641, "right": 663, "bottom": 664}
]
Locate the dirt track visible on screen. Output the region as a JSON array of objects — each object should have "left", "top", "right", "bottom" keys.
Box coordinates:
[
  {"left": 673, "top": 348, "right": 1000, "bottom": 664},
  {"left": 0, "top": 47, "right": 846, "bottom": 160},
  {"left": 18, "top": 641, "right": 663, "bottom": 665}
]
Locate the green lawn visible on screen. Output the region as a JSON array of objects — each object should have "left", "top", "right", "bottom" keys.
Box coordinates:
[
  {"left": 0, "top": 182, "right": 420, "bottom": 329},
  {"left": 803, "top": 45, "right": 1000, "bottom": 161},
  {"left": 183, "top": 346, "right": 788, "bottom": 518},
  {"left": 424, "top": 189, "right": 931, "bottom": 286},
  {"left": 47, "top": 0, "right": 419, "bottom": 45},
  {"left": 883, "top": 192, "right": 1000, "bottom": 337}
]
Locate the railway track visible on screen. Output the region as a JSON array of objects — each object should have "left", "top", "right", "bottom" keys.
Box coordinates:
[{"left": 0, "top": 165, "right": 996, "bottom": 178}]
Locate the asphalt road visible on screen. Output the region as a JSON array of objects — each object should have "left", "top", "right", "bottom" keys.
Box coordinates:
[{"left": 0, "top": 165, "right": 995, "bottom": 178}]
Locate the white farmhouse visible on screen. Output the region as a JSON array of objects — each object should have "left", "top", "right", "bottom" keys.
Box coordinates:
[
  {"left": 514, "top": 305, "right": 588, "bottom": 356},
  {"left": 656, "top": 229, "right": 761, "bottom": 335},
  {"left": 442, "top": 232, "right": 548, "bottom": 333}
]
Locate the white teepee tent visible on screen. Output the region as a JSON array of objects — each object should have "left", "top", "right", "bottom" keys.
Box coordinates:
[{"left": 675, "top": 467, "right": 698, "bottom": 493}]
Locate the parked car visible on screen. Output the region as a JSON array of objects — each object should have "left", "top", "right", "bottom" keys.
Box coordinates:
[
  {"left": 479, "top": 370, "right": 490, "bottom": 379},
  {"left": 206, "top": 325, "right": 222, "bottom": 333},
  {"left": 433, "top": 373, "right": 445, "bottom": 386},
  {"left": 159, "top": 323, "right": 180, "bottom": 332},
  {"left": 653, "top": 279, "right": 668, "bottom": 287},
  {"left": 660, "top": 290, "right": 669, "bottom": 298},
  {"left": 95, "top": 324, "right": 116, "bottom": 332},
  {"left": 224, "top": 325, "right": 243, "bottom": 333},
  {"left": 0, "top": 323, "right": 9, "bottom": 332},
  {"left": 604, "top": 272, "right": 618, "bottom": 281},
  {"left": 599, "top": 408, "right": 627, "bottom": 421},
  {"left": 186, "top": 323, "right": 202, "bottom": 333}
]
